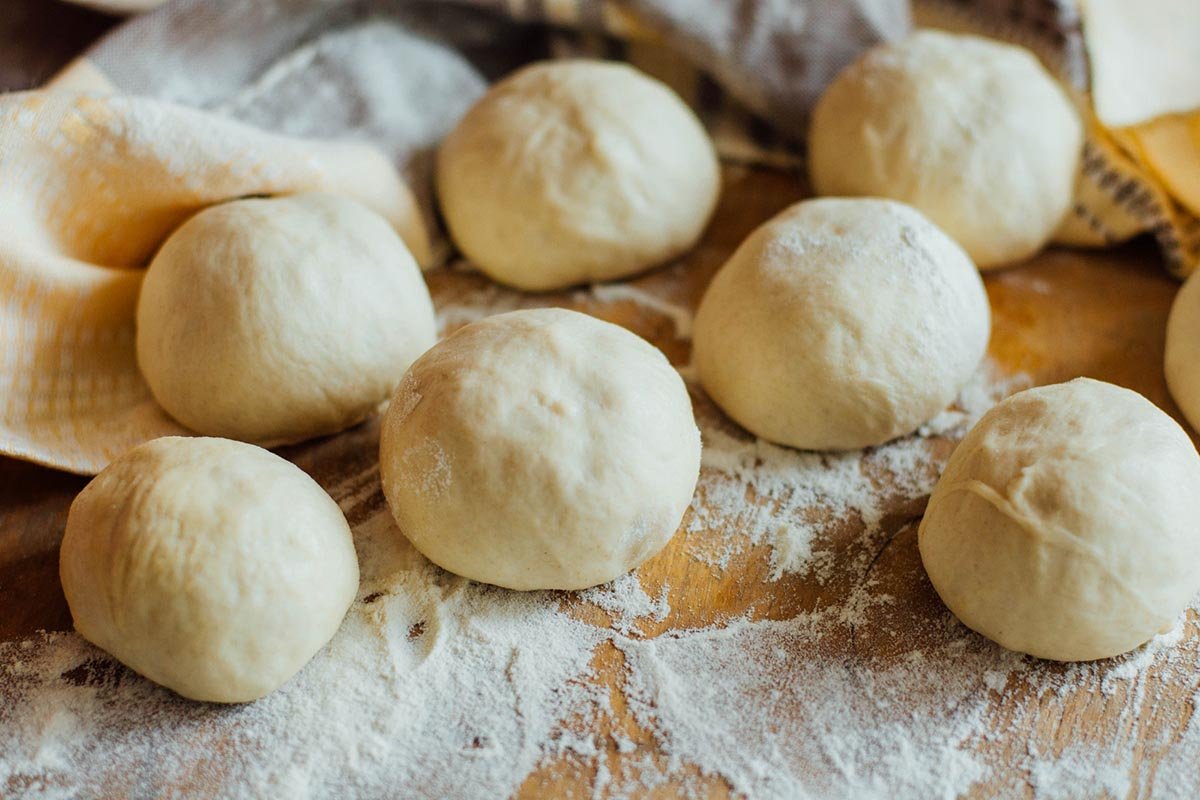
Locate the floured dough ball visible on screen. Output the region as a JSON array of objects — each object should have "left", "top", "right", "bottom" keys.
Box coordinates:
[
  {"left": 920, "top": 379, "right": 1200, "bottom": 661},
  {"left": 1165, "top": 270, "right": 1200, "bottom": 433},
  {"left": 59, "top": 437, "right": 360, "bottom": 702},
  {"left": 379, "top": 308, "right": 700, "bottom": 590},
  {"left": 808, "top": 30, "right": 1082, "bottom": 269},
  {"left": 137, "top": 192, "right": 436, "bottom": 445},
  {"left": 436, "top": 60, "right": 720, "bottom": 291},
  {"left": 694, "top": 197, "right": 990, "bottom": 451}
]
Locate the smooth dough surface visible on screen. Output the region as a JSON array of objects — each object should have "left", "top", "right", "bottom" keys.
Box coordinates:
[
  {"left": 808, "top": 30, "right": 1082, "bottom": 269},
  {"left": 919, "top": 379, "right": 1200, "bottom": 662},
  {"left": 1166, "top": 268, "right": 1200, "bottom": 432},
  {"left": 137, "top": 192, "right": 436, "bottom": 445},
  {"left": 59, "top": 436, "right": 360, "bottom": 703},
  {"left": 694, "top": 197, "right": 990, "bottom": 451},
  {"left": 436, "top": 60, "right": 720, "bottom": 291},
  {"left": 379, "top": 308, "right": 701, "bottom": 590}
]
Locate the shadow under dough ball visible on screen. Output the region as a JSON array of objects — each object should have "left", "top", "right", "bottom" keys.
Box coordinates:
[
  {"left": 59, "top": 436, "right": 360, "bottom": 703},
  {"left": 436, "top": 59, "right": 721, "bottom": 291},
  {"left": 136, "top": 192, "right": 436, "bottom": 446},
  {"left": 918, "top": 378, "right": 1200, "bottom": 661},
  {"left": 378, "top": 307, "right": 701, "bottom": 591}
]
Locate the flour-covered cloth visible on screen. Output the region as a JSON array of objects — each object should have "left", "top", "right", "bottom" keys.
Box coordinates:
[{"left": 56, "top": 0, "right": 912, "bottom": 248}]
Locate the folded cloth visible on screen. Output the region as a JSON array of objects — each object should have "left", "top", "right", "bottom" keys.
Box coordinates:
[
  {"left": 5, "top": 0, "right": 1197, "bottom": 474},
  {"left": 51, "top": 0, "right": 910, "bottom": 231},
  {"left": 1078, "top": 0, "right": 1200, "bottom": 266},
  {"left": 52, "top": 0, "right": 1200, "bottom": 276},
  {"left": 2, "top": 0, "right": 908, "bottom": 474},
  {"left": 1078, "top": 0, "right": 1200, "bottom": 128},
  {"left": 0, "top": 90, "right": 429, "bottom": 473}
]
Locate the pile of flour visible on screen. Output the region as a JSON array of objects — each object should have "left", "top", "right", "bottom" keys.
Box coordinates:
[{"left": 3, "top": 274, "right": 1197, "bottom": 800}]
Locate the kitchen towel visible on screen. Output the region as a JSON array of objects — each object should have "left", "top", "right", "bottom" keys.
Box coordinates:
[{"left": 2, "top": 0, "right": 1197, "bottom": 474}]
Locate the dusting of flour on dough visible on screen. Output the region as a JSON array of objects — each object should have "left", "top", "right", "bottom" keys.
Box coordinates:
[
  {"left": 401, "top": 438, "right": 452, "bottom": 498},
  {"left": 388, "top": 372, "right": 423, "bottom": 426}
]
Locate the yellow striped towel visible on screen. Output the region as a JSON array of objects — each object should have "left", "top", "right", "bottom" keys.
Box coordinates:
[{"left": 0, "top": 88, "right": 429, "bottom": 474}]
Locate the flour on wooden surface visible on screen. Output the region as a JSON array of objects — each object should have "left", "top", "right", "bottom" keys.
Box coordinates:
[
  {"left": 579, "top": 283, "right": 695, "bottom": 338},
  {"left": 579, "top": 574, "right": 671, "bottom": 636},
  {"left": 685, "top": 363, "right": 1027, "bottom": 582},
  {"left": 3, "top": 280, "right": 1199, "bottom": 799}
]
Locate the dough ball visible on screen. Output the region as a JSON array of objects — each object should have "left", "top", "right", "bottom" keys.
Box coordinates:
[
  {"left": 137, "top": 192, "right": 436, "bottom": 445},
  {"left": 919, "top": 379, "right": 1200, "bottom": 661},
  {"left": 1166, "top": 270, "right": 1200, "bottom": 433},
  {"left": 59, "top": 437, "right": 360, "bottom": 702},
  {"left": 379, "top": 308, "right": 700, "bottom": 590},
  {"left": 808, "top": 30, "right": 1082, "bottom": 269},
  {"left": 436, "top": 60, "right": 720, "bottom": 291},
  {"left": 693, "top": 197, "right": 990, "bottom": 451}
]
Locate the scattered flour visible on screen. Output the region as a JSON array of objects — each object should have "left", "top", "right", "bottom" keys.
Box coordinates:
[
  {"left": 0, "top": 509, "right": 609, "bottom": 799},
  {"left": 579, "top": 574, "right": 671, "bottom": 637},
  {"left": 579, "top": 283, "right": 695, "bottom": 339},
  {"left": 684, "top": 364, "right": 1028, "bottom": 582},
  {"left": 4, "top": 272, "right": 1199, "bottom": 799},
  {"left": 433, "top": 276, "right": 540, "bottom": 332},
  {"left": 7, "top": 7, "right": 1193, "bottom": 796}
]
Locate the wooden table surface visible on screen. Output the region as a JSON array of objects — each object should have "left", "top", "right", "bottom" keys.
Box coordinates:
[{"left": 2, "top": 166, "right": 1197, "bottom": 797}]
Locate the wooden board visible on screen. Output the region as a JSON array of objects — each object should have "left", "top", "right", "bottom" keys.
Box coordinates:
[{"left": 2, "top": 166, "right": 1196, "bottom": 797}]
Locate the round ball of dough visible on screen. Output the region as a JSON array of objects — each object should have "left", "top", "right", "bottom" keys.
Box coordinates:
[
  {"left": 137, "top": 192, "right": 436, "bottom": 445},
  {"left": 379, "top": 308, "right": 700, "bottom": 590},
  {"left": 60, "top": 437, "right": 360, "bottom": 702},
  {"left": 808, "top": 30, "right": 1082, "bottom": 269},
  {"left": 693, "top": 197, "right": 990, "bottom": 451},
  {"left": 436, "top": 60, "right": 720, "bottom": 291},
  {"left": 1166, "top": 270, "right": 1200, "bottom": 433},
  {"left": 919, "top": 379, "right": 1200, "bottom": 661}
]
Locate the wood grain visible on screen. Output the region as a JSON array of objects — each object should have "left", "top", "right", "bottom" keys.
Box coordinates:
[{"left": 1, "top": 166, "right": 1195, "bottom": 798}]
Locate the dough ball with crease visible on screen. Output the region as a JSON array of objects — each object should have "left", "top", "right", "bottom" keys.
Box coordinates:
[
  {"left": 379, "top": 308, "right": 700, "bottom": 590},
  {"left": 694, "top": 197, "right": 990, "bottom": 451},
  {"left": 59, "top": 436, "right": 359, "bottom": 703},
  {"left": 808, "top": 30, "right": 1082, "bottom": 269},
  {"left": 137, "top": 192, "right": 436, "bottom": 445},
  {"left": 436, "top": 60, "right": 720, "bottom": 291},
  {"left": 919, "top": 379, "right": 1200, "bottom": 661},
  {"left": 1165, "top": 268, "right": 1200, "bottom": 434}
]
